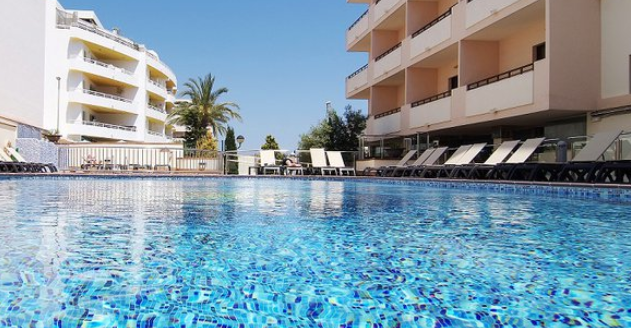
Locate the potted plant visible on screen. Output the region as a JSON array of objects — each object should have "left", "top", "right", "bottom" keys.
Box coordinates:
[{"left": 43, "top": 129, "right": 61, "bottom": 143}]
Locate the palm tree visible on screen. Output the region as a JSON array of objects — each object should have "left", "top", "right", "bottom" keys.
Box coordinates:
[{"left": 168, "top": 73, "right": 241, "bottom": 148}]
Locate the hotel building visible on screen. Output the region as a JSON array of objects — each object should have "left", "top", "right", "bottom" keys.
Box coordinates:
[
  {"left": 0, "top": 0, "right": 178, "bottom": 147},
  {"left": 346, "top": 0, "right": 631, "bottom": 159}
]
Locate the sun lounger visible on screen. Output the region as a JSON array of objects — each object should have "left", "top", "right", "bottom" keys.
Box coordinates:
[
  {"left": 0, "top": 150, "right": 26, "bottom": 173},
  {"left": 310, "top": 148, "right": 337, "bottom": 175},
  {"left": 417, "top": 144, "right": 487, "bottom": 178},
  {"left": 4, "top": 147, "right": 53, "bottom": 173},
  {"left": 409, "top": 145, "right": 470, "bottom": 177},
  {"left": 362, "top": 150, "right": 416, "bottom": 176},
  {"left": 507, "top": 131, "right": 622, "bottom": 182},
  {"left": 326, "top": 151, "right": 355, "bottom": 176},
  {"left": 259, "top": 150, "right": 283, "bottom": 175},
  {"left": 384, "top": 148, "right": 435, "bottom": 177},
  {"left": 486, "top": 138, "right": 546, "bottom": 180},
  {"left": 450, "top": 140, "right": 521, "bottom": 179},
  {"left": 401, "top": 147, "right": 448, "bottom": 177}
]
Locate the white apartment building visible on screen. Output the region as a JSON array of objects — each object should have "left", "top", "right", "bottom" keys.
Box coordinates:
[{"left": 0, "top": 0, "right": 178, "bottom": 146}]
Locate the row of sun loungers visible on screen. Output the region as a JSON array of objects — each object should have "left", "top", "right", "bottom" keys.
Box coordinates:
[
  {"left": 0, "top": 147, "right": 57, "bottom": 173},
  {"left": 366, "top": 130, "right": 631, "bottom": 183},
  {"left": 254, "top": 148, "right": 356, "bottom": 176}
]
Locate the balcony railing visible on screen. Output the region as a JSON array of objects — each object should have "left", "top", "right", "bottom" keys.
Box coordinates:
[
  {"left": 347, "top": 64, "right": 368, "bottom": 80},
  {"left": 79, "top": 89, "right": 133, "bottom": 103},
  {"left": 148, "top": 104, "right": 167, "bottom": 114},
  {"left": 148, "top": 79, "right": 167, "bottom": 90},
  {"left": 146, "top": 130, "right": 164, "bottom": 137},
  {"left": 70, "top": 20, "right": 139, "bottom": 51},
  {"left": 412, "top": 6, "right": 454, "bottom": 38},
  {"left": 146, "top": 51, "right": 176, "bottom": 79},
  {"left": 411, "top": 90, "right": 452, "bottom": 108},
  {"left": 467, "top": 63, "right": 534, "bottom": 91},
  {"left": 375, "top": 43, "right": 402, "bottom": 62},
  {"left": 374, "top": 107, "right": 401, "bottom": 119},
  {"left": 82, "top": 120, "right": 137, "bottom": 132},
  {"left": 81, "top": 57, "right": 133, "bottom": 75},
  {"left": 348, "top": 10, "right": 369, "bottom": 31}
]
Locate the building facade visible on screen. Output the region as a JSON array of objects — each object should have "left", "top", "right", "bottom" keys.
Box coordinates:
[
  {"left": 0, "top": 0, "right": 178, "bottom": 147},
  {"left": 346, "top": 0, "right": 631, "bottom": 158}
]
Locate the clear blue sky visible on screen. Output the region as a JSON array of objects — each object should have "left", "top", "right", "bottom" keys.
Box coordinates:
[{"left": 61, "top": 0, "right": 369, "bottom": 150}]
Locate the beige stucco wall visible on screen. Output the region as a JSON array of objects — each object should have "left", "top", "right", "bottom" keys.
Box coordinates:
[
  {"left": 547, "top": 0, "right": 600, "bottom": 110},
  {"left": 601, "top": 0, "right": 631, "bottom": 99},
  {"left": 460, "top": 40, "right": 499, "bottom": 85},
  {"left": 499, "top": 20, "right": 545, "bottom": 71}
]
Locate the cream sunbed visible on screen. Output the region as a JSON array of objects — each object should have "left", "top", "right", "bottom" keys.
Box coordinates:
[{"left": 326, "top": 151, "right": 355, "bottom": 176}]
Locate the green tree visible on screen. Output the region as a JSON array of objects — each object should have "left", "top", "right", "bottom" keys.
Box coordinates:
[
  {"left": 224, "top": 126, "right": 238, "bottom": 174},
  {"left": 261, "top": 135, "right": 280, "bottom": 150},
  {"left": 168, "top": 73, "right": 241, "bottom": 148},
  {"left": 298, "top": 104, "right": 366, "bottom": 151}
]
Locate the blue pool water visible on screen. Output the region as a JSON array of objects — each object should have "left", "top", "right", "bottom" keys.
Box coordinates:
[{"left": 0, "top": 177, "right": 630, "bottom": 327}]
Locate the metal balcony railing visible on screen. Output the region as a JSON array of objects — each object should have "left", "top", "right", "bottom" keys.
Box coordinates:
[
  {"left": 375, "top": 43, "right": 402, "bottom": 62},
  {"left": 374, "top": 107, "right": 401, "bottom": 119},
  {"left": 347, "top": 64, "right": 369, "bottom": 80},
  {"left": 148, "top": 104, "right": 167, "bottom": 114},
  {"left": 348, "top": 10, "right": 369, "bottom": 31},
  {"left": 82, "top": 120, "right": 137, "bottom": 132},
  {"left": 81, "top": 57, "right": 133, "bottom": 75},
  {"left": 80, "top": 89, "right": 133, "bottom": 103},
  {"left": 148, "top": 79, "right": 167, "bottom": 90},
  {"left": 71, "top": 20, "right": 140, "bottom": 51},
  {"left": 467, "top": 63, "right": 534, "bottom": 91},
  {"left": 411, "top": 90, "right": 452, "bottom": 108},
  {"left": 411, "top": 6, "right": 454, "bottom": 38}
]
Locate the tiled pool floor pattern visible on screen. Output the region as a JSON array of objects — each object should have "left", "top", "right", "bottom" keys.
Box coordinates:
[{"left": 0, "top": 178, "right": 630, "bottom": 327}]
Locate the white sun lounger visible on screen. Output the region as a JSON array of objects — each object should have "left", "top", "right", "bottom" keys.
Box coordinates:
[{"left": 326, "top": 151, "right": 355, "bottom": 176}]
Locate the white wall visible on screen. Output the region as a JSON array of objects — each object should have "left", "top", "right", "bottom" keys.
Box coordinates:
[
  {"left": 0, "top": 0, "right": 47, "bottom": 128},
  {"left": 601, "top": 0, "right": 631, "bottom": 98}
]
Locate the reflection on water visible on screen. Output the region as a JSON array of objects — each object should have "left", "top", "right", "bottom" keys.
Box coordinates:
[{"left": 0, "top": 177, "right": 630, "bottom": 327}]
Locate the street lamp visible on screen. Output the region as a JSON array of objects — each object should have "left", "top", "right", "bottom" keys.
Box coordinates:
[
  {"left": 56, "top": 77, "right": 61, "bottom": 132},
  {"left": 236, "top": 135, "right": 245, "bottom": 149}
]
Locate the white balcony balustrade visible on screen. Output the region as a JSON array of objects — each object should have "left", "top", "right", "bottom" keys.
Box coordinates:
[
  {"left": 410, "top": 9, "right": 453, "bottom": 59},
  {"left": 410, "top": 91, "right": 452, "bottom": 128},
  {"left": 466, "top": 64, "right": 534, "bottom": 116},
  {"left": 466, "top": 0, "right": 520, "bottom": 28},
  {"left": 346, "top": 64, "right": 369, "bottom": 95},
  {"left": 373, "top": 0, "right": 399, "bottom": 23},
  {"left": 373, "top": 43, "right": 402, "bottom": 79},
  {"left": 371, "top": 108, "right": 401, "bottom": 135},
  {"left": 346, "top": 10, "right": 369, "bottom": 47}
]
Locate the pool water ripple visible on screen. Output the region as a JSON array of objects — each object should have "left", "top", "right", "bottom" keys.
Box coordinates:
[{"left": 0, "top": 178, "right": 630, "bottom": 327}]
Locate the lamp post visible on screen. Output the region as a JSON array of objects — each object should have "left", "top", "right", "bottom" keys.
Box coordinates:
[
  {"left": 56, "top": 77, "right": 61, "bottom": 133},
  {"left": 236, "top": 135, "right": 245, "bottom": 149}
]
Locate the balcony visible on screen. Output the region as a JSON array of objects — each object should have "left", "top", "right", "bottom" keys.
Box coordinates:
[
  {"left": 146, "top": 52, "right": 176, "bottom": 83},
  {"left": 146, "top": 104, "right": 168, "bottom": 122},
  {"left": 410, "top": 8, "right": 453, "bottom": 59},
  {"left": 346, "top": 10, "right": 369, "bottom": 50},
  {"left": 70, "top": 56, "right": 137, "bottom": 87},
  {"left": 466, "top": 0, "right": 521, "bottom": 28},
  {"left": 373, "top": 0, "right": 400, "bottom": 23},
  {"left": 346, "top": 64, "right": 369, "bottom": 96},
  {"left": 465, "top": 63, "right": 534, "bottom": 116},
  {"left": 370, "top": 108, "right": 401, "bottom": 135},
  {"left": 410, "top": 91, "right": 452, "bottom": 128},
  {"left": 147, "top": 79, "right": 168, "bottom": 99},
  {"left": 60, "top": 17, "right": 141, "bottom": 59},
  {"left": 69, "top": 89, "right": 136, "bottom": 114},
  {"left": 67, "top": 120, "right": 139, "bottom": 141},
  {"left": 374, "top": 43, "right": 402, "bottom": 80}
]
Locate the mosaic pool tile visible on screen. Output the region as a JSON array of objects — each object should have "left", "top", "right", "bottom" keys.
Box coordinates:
[{"left": 0, "top": 177, "right": 630, "bottom": 327}]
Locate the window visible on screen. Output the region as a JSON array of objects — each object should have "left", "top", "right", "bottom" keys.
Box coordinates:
[
  {"left": 448, "top": 76, "right": 458, "bottom": 90},
  {"left": 533, "top": 43, "right": 546, "bottom": 62}
]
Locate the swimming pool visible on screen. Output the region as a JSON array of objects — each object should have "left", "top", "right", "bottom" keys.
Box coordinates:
[{"left": 0, "top": 177, "right": 630, "bottom": 327}]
